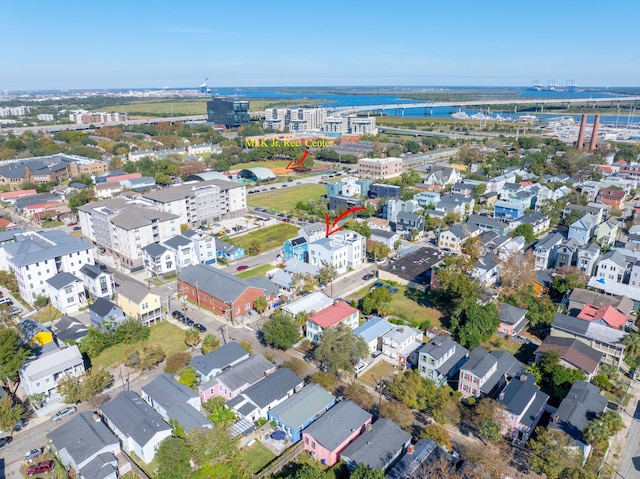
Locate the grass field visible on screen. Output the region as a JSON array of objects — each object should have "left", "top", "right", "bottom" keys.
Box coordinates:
[
  {"left": 230, "top": 223, "right": 299, "bottom": 253},
  {"left": 91, "top": 321, "right": 188, "bottom": 369},
  {"left": 359, "top": 361, "right": 396, "bottom": 388},
  {"left": 239, "top": 440, "right": 276, "bottom": 474},
  {"left": 231, "top": 160, "right": 292, "bottom": 170},
  {"left": 236, "top": 264, "right": 276, "bottom": 279},
  {"left": 247, "top": 184, "right": 326, "bottom": 212}
]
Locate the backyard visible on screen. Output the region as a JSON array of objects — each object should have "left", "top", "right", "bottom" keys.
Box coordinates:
[
  {"left": 229, "top": 223, "right": 299, "bottom": 253},
  {"left": 236, "top": 263, "right": 276, "bottom": 279},
  {"left": 91, "top": 321, "right": 188, "bottom": 369},
  {"left": 247, "top": 184, "right": 326, "bottom": 213},
  {"left": 239, "top": 440, "right": 276, "bottom": 474}
]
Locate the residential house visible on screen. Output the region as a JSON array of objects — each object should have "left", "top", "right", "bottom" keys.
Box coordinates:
[
  {"left": 458, "top": 347, "right": 523, "bottom": 399},
  {"left": 534, "top": 336, "right": 603, "bottom": 380},
  {"left": 19, "top": 318, "right": 55, "bottom": 352},
  {"left": 178, "top": 264, "right": 277, "bottom": 322},
  {"left": 20, "top": 345, "right": 85, "bottom": 406},
  {"left": 268, "top": 383, "right": 336, "bottom": 443},
  {"left": 370, "top": 229, "right": 400, "bottom": 250},
  {"left": 548, "top": 381, "right": 608, "bottom": 459},
  {"left": 52, "top": 316, "right": 88, "bottom": 344},
  {"left": 352, "top": 316, "right": 394, "bottom": 353},
  {"left": 517, "top": 211, "right": 551, "bottom": 236},
  {"left": 117, "top": 279, "right": 162, "bottom": 325},
  {"left": 413, "top": 191, "right": 441, "bottom": 208},
  {"left": 555, "top": 238, "right": 579, "bottom": 269},
  {"left": 368, "top": 183, "right": 401, "bottom": 199},
  {"left": 568, "top": 214, "right": 599, "bottom": 245},
  {"left": 198, "top": 354, "right": 276, "bottom": 402},
  {"left": 498, "top": 303, "right": 529, "bottom": 336},
  {"left": 550, "top": 313, "right": 626, "bottom": 366},
  {"left": 425, "top": 167, "right": 462, "bottom": 187},
  {"left": 182, "top": 230, "right": 216, "bottom": 265},
  {"left": 100, "top": 391, "right": 172, "bottom": 463},
  {"left": 386, "top": 438, "right": 461, "bottom": 479},
  {"left": 438, "top": 223, "right": 481, "bottom": 252},
  {"left": 594, "top": 250, "right": 628, "bottom": 284},
  {"left": 88, "top": 297, "right": 126, "bottom": 329},
  {"left": 329, "top": 195, "right": 362, "bottom": 213},
  {"left": 417, "top": 336, "right": 469, "bottom": 387},
  {"left": 385, "top": 199, "right": 421, "bottom": 223},
  {"left": 466, "top": 214, "right": 510, "bottom": 235},
  {"left": 497, "top": 372, "right": 549, "bottom": 443},
  {"left": 48, "top": 411, "right": 120, "bottom": 479},
  {"left": 191, "top": 342, "right": 250, "bottom": 383},
  {"left": 533, "top": 270, "right": 554, "bottom": 295},
  {"left": 394, "top": 212, "right": 424, "bottom": 238},
  {"left": 532, "top": 232, "right": 563, "bottom": 270},
  {"left": 299, "top": 222, "right": 326, "bottom": 243},
  {"left": 162, "top": 234, "right": 198, "bottom": 271},
  {"left": 340, "top": 418, "right": 411, "bottom": 472},
  {"left": 44, "top": 272, "right": 85, "bottom": 315},
  {"left": 308, "top": 230, "right": 366, "bottom": 275},
  {"left": 381, "top": 326, "right": 424, "bottom": 368},
  {"left": 562, "top": 204, "right": 604, "bottom": 223},
  {"left": 281, "top": 291, "right": 334, "bottom": 318},
  {"left": 141, "top": 243, "right": 176, "bottom": 278},
  {"left": 306, "top": 301, "right": 359, "bottom": 342},
  {"left": 215, "top": 239, "right": 245, "bottom": 261},
  {"left": 78, "top": 263, "right": 116, "bottom": 300},
  {"left": 577, "top": 304, "right": 627, "bottom": 330},
  {"left": 94, "top": 181, "right": 122, "bottom": 199},
  {"left": 302, "top": 400, "right": 373, "bottom": 467},
  {"left": 434, "top": 194, "right": 474, "bottom": 217},
  {"left": 566, "top": 289, "right": 634, "bottom": 318},
  {"left": 594, "top": 220, "right": 619, "bottom": 246},
  {"left": 597, "top": 188, "right": 625, "bottom": 209},
  {"left": 494, "top": 200, "right": 525, "bottom": 220},
  {"left": 141, "top": 373, "right": 211, "bottom": 432},
  {"left": 472, "top": 253, "right": 501, "bottom": 286},
  {"left": 226, "top": 367, "right": 303, "bottom": 422},
  {"left": 451, "top": 182, "right": 476, "bottom": 197},
  {"left": 577, "top": 243, "right": 601, "bottom": 277},
  {"left": 283, "top": 236, "right": 308, "bottom": 262}
]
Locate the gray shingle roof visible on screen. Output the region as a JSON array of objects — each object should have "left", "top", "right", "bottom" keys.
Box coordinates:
[
  {"left": 46, "top": 272, "right": 81, "bottom": 290},
  {"left": 89, "top": 297, "right": 120, "bottom": 318},
  {"left": 201, "top": 354, "right": 275, "bottom": 392},
  {"left": 53, "top": 316, "right": 88, "bottom": 343},
  {"left": 100, "top": 391, "right": 171, "bottom": 446},
  {"left": 166, "top": 403, "right": 211, "bottom": 432},
  {"left": 269, "top": 383, "right": 334, "bottom": 430},
  {"left": 48, "top": 411, "right": 120, "bottom": 466},
  {"left": 498, "top": 303, "right": 528, "bottom": 326},
  {"left": 164, "top": 235, "right": 192, "bottom": 249},
  {"left": 303, "top": 400, "right": 372, "bottom": 451},
  {"left": 79, "top": 263, "right": 106, "bottom": 280},
  {"left": 141, "top": 242, "right": 167, "bottom": 257},
  {"left": 419, "top": 336, "right": 458, "bottom": 361},
  {"left": 238, "top": 368, "right": 302, "bottom": 409},
  {"left": 341, "top": 418, "right": 411, "bottom": 471},
  {"left": 141, "top": 373, "right": 198, "bottom": 411},
  {"left": 79, "top": 452, "right": 118, "bottom": 479},
  {"left": 552, "top": 313, "right": 590, "bottom": 336},
  {"left": 498, "top": 372, "right": 548, "bottom": 419},
  {"left": 549, "top": 381, "right": 607, "bottom": 442},
  {"left": 117, "top": 278, "right": 155, "bottom": 304},
  {"left": 4, "top": 230, "right": 91, "bottom": 267},
  {"left": 190, "top": 342, "right": 249, "bottom": 377},
  {"left": 179, "top": 264, "right": 266, "bottom": 304},
  {"left": 109, "top": 207, "right": 178, "bottom": 230}
]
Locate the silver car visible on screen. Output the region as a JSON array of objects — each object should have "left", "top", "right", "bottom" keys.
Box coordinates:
[{"left": 51, "top": 406, "right": 76, "bottom": 422}]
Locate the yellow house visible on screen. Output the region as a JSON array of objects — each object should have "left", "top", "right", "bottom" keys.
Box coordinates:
[
  {"left": 19, "top": 318, "right": 54, "bottom": 348},
  {"left": 117, "top": 280, "right": 162, "bottom": 325}
]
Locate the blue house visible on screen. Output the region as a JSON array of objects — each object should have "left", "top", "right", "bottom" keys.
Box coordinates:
[
  {"left": 494, "top": 200, "right": 525, "bottom": 220},
  {"left": 267, "top": 383, "right": 335, "bottom": 443},
  {"left": 283, "top": 236, "right": 308, "bottom": 261},
  {"left": 215, "top": 239, "right": 245, "bottom": 261},
  {"left": 369, "top": 183, "right": 401, "bottom": 199},
  {"left": 88, "top": 297, "right": 126, "bottom": 329}
]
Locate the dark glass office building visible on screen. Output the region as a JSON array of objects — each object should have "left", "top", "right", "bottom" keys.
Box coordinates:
[{"left": 206, "top": 98, "right": 250, "bottom": 128}]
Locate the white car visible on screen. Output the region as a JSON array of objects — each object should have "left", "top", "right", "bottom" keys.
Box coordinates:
[
  {"left": 51, "top": 406, "right": 76, "bottom": 422},
  {"left": 25, "top": 448, "right": 42, "bottom": 461}
]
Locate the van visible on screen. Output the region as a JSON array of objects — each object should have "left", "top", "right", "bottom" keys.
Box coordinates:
[{"left": 0, "top": 297, "right": 12, "bottom": 305}]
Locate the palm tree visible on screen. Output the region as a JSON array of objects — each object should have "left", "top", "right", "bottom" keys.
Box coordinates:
[
  {"left": 185, "top": 328, "right": 201, "bottom": 348},
  {"left": 623, "top": 332, "right": 640, "bottom": 357}
]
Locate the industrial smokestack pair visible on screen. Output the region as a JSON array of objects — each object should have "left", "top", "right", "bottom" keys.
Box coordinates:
[{"left": 576, "top": 114, "right": 600, "bottom": 151}]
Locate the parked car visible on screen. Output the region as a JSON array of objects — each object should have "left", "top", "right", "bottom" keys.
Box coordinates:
[
  {"left": 10, "top": 306, "right": 22, "bottom": 315},
  {"left": 27, "top": 460, "right": 55, "bottom": 475},
  {"left": 25, "top": 448, "right": 43, "bottom": 461},
  {"left": 362, "top": 273, "right": 375, "bottom": 281},
  {"left": 0, "top": 297, "right": 13, "bottom": 305},
  {"left": 51, "top": 406, "right": 76, "bottom": 422},
  {"left": 185, "top": 318, "right": 195, "bottom": 327},
  {"left": 0, "top": 436, "right": 12, "bottom": 448},
  {"left": 384, "top": 285, "right": 399, "bottom": 295},
  {"left": 194, "top": 323, "right": 207, "bottom": 333},
  {"left": 72, "top": 226, "right": 81, "bottom": 231},
  {"left": 236, "top": 265, "right": 249, "bottom": 271},
  {"left": 172, "top": 311, "right": 184, "bottom": 320}
]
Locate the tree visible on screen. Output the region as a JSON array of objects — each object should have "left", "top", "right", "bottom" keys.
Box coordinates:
[
  {"left": 550, "top": 272, "right": 587, "bottom": 299},
  {"left": 179, "top": 367, "right": 198, "bottom": 388},
  {"left": 343, "top": 382, "right": 374, "bottom": 411},
  {"left": 316, "top": 261, "right": 337, "bottom": 288},
  {"left": 314, "top": 324, "right": 369, "bottom": 376},
  {"left": 528, "top": 427, "right": 582, "bottom": 479},
  {"left": 350, "top": 464, "right": 385, "bottom": 479},
  {"left": 421, "top": 423, "right": 452, "bottom": 449},
  {"left": 379, "top": 400, "right": 413, "bottom": 429},
  {"left": 623, "top": 332, "right": 640, "bottom": 357},
  {"left": 165, "top": 351, "right": 192, "bottom": 374},
  {"left": 0, "top": 329, "right": 31, "bottom": 390},
  {"left": 248, "top": 239, "right": 261, "bottom": 256},
  {"left": 253, "top": 296, "right": 267, "bottom": 317},
  {"left": 187, "top": 425, "right": 239, "bottom": 468},
  {"left": 0, "top": 396, "right": 24, "bottom": 432},
  {"left": 366, "top": 240, "right": 390, "bottom": 261},
  {"left": 361, "top": 286, "right": 392, "bottom": 315},
  {"left": 156, "top": 436, "right": 192, "bottom": 479},
  {"left": 309, "top": 371, "right": 338, "bottom": 391},
  {"left": 387, "top": 369, "right": 433, "bottom": 410},
  {"left": 499, "top": 251, "right": 536, "bottom": 296},
  {"left": 281, "top": 358, "right": 307, "bottom": 377},
  {"left": 67, "top": 190, "right": 93, "bottom": 214},
  {"left": 239, "top": 341, "right": 253, "bottom": 354},
  {"left": 435, "top": 269, "right": 478, "bottom": 311},
  {"left": 185, "top": 328, "right": 201, "bottom": 348},
  {"left": 33, "top": 295, "right": 50, "bottom": 309},
  {"left": 202, "top": 397, "right": 237, "bottom": 427},
  {"left": 454, "top": 302, "right": 500, "bottom": 349},
  {"left": 201, "top": 334, "right": 220, "bottom": 354},
  {"left": 261, "top": 311, "right": 299, "bottom": 350},
  {"left": 139, "top": 345, "right": 166, "bottom": 370},
  {"left": 462, "top": 236, "right": 482, "bottom": 261},
  {"left": 512, "top": 223, "right": 535, "bottom": 243}
]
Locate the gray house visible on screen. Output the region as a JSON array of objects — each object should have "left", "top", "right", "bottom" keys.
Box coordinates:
[
  {"left": 88, "top": 297, "right": 125, "bottom": 329},
  {"left": 48, "top": 411, "right": 120, "bottom": 479},
  {"left": 190, "top": 342, "right": 250, "bottom": 383},
  {"left": 497, "top": 303, "right": 529, "bottom": 337},
  {"left": 417, "top": 335, "right": 469, "bottom": 387}
]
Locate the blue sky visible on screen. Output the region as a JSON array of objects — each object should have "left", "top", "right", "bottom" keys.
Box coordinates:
[{"left": 2, "top": 0, "right": 639, "bottom": 90}]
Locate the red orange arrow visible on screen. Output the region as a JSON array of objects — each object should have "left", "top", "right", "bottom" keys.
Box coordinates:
[
  {"left": 286, "top": 150, "right": 308, "bottom": 170},
  {"left": 325, "top": 207, "right": 367, "bottom": 237}
]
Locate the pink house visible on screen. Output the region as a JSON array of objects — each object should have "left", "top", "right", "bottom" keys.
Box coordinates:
[
  {"left": 198, "top": 354, "right": 276, "bottom": 402},
  {"left": 496, "top": 372, "right": 548, "bottom": 443},
  {"left": 302, "top": 400, "right": 372, "bottom": 467}
]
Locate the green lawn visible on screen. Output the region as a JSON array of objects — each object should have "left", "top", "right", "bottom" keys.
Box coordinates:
[
  {"left": 481, "top": 335, "right": 522, "bottom": 355},
  {"left": 239, "top": 440, "right": 276, "bottom": 474},
  {"left": 236, "top": 264, "right": 276, "bottom": 279},
  {"left": 359, "top": 361, "right": 396, "bottom": 388},
  {"left": 231, "top": 160, "right": 292, "bottom": 170},
  {"left": 230, "top": 223, "right": 299, "bottom": 253},
  {"left": 91, "top": 321, "right": 188, "bottom": 369},
  {"left": 247, "top": 184, "right": 326, "bottom": 212}
]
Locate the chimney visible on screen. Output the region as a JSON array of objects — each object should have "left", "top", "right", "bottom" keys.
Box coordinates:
[
  {"left": 576, "top": 114, "right": 587, "bottom": 150},
  {"left": 589, "top": 115, "right": 600, "bottom": 151},
  {"left": 407, "top": 444, "right": 415, "bottom": 454},
  {"left": 499, "top": 392, "right": 505, "bottom": 401}
]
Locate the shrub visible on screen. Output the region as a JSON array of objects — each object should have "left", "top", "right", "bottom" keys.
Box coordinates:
[{"left": 164, "top": 352, "right": 192, "bottom": 374}]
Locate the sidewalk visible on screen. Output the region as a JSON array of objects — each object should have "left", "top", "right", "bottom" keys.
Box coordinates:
[{"left": 606, "top": 377, "right": 640, "bottom": 471}]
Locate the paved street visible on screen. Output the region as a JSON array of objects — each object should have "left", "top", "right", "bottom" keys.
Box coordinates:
[{"left": 616, "top": 382, "right": 640, "bottom": 478}]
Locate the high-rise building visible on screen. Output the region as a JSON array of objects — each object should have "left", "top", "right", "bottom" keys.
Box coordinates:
[{"left": 207, "top": 98, "right": 249, "bottom": 128}]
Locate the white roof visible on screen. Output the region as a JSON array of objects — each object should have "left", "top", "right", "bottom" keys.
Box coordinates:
[
  {"left": 21, "top": 345, "right": 83, "bottom": 381},
  {"left": 588, "top": 277, "right": 640, "bottom": 303},
  {"left": 282, "top": 292, "right": 333, "bottom": 317}
]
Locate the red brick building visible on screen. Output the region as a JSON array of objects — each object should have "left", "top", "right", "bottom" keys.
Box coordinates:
[
  {"left": 596, "top": 188, "right": 625, "bottom": 209},
  {"left": 177, "top": 264, "right": 277, "bottom": 321}
]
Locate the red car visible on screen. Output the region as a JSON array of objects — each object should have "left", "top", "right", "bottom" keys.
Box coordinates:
[
  {"left": 27, "top": 460, "right": 55, "bottom": 475},
  {"left": 236, "top": 265, "right": 249, "bottom": 271}
]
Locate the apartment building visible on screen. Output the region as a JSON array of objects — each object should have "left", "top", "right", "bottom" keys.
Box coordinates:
[
  {"left": 308, "top": 230, "right": 366, "bottom": 275},
  {"left": 142, "top": 179, "right": 247, "bottom": 226},
  {"left": 357, "top": 157, "right": 403, "bottom": 179},
  {"left": 69, "top": 110, "right": 129, "bottom": 124}
]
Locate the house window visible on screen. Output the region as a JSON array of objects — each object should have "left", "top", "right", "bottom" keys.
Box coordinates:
[{"left": 245, "top": 303, "right": 250, "bottom": 310}]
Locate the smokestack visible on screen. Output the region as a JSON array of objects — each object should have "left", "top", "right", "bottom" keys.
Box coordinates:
[
  {"left": 576, "top": 114, "right": 587, "bottom": 150},
  {"left": 589, "top": 115, "right": 601, "bottom": 151}
]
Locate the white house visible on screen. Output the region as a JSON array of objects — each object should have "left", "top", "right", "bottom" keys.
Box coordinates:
[
  {"left": 577, "top": 243, "right": 601, "bottom": 277},
  {"left": 568, "top": 214, "right": 599, "bottom": 245},
  {"left": 78, "top": 263, "right": 116, "bottom": 299},
  {"left": 306, "top": 301, "right": 359, "bottom": 343},
  {"left": 101, "top": 391, "right": 172, "bottom": 463},
  {"left": 594, "top": 251, "right": 627, "bottom": 284},
  {"left": 20, "top": 345, "right": 85, "bottom": 405},
  {"left": 46, "top": 272, "right": 86, "bottom": 315},
  {"left": 182, "top": 230, "right": 217, "bottom": 265},
  {"left": 308, "top": 230, "right": 365, "bottom": 275},
  {"left": 141, "top": 243, "right": 176, "bottom": 279},
  {"left": 533, "top": 233, "right": 563, "bottom": 270},
  {"left": 162, "top": 235, "right": 198, "bottom": 271},
  {"left": 381, "top": 326, "right": 424, "bottom": 368}
]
